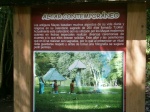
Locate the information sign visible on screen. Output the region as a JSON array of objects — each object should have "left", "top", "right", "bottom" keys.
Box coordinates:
[{"left": 32, "top": 4, "right": 126, "bottom": 112}]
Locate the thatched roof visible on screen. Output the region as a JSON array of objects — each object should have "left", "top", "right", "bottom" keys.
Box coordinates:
[
  {"left": 43, "top": 68, "right": 66, "bottom": 81},
  {"left": 68, "top": 60, "right": 86, "bottom": 71}
]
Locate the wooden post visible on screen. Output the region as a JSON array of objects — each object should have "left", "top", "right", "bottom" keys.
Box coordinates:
[
  {"left": 126, "top": 3, "right": 146, "bottom": 112},
  {"left": 13, "top": 7, "right": 32, "bottom": 112}
]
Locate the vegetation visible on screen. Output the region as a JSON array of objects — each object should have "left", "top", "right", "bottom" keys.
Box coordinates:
[
  {"left": 146, "top": 9, "right": 150, "bottom": 86},
  {"left": 34, "top": 51, "right": 124, "bottom": 87},
  {"left": 34, "top": 51, "right": 124, "bottom": 112},
  {"left": 34, "top": 85, "right": 123, "bottom": 112},
  {"left": 0, "top": 7, "right": 13, "bottom": 98}
]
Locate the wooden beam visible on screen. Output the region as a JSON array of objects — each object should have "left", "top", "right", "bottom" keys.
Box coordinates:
[
  {"left": 13, "top": 7, "right": 32, "bottom": 112},
  {"left": 0, "top": 0, "right": 148, "bottom": 6},
  {"left": 126, "top": 3, "right": 146, "bottom": 112}
]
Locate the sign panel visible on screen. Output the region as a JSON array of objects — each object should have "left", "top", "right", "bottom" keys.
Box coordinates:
[{"left": 32, "top": 4, "right": 126, "bottom": 112}]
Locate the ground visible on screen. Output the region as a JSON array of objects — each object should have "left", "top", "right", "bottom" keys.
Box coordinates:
[
  {"left": 0, "top": 95, "right": 13, "bottom": 112},
  {"left": 0, "top": 87, "right": 150, "bottom": 112}
]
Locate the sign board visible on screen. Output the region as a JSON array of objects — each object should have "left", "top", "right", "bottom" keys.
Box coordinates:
[
  {"left": 32, "top": 4, "right": 127, "bottom": 112},
  {"left": 12, "top": 3, "right": 146, "bottom": 112}
]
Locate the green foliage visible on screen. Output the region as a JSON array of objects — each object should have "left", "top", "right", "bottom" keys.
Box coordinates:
[
  {"left": 0, "top": 6, "right": 13, "bottom": 96},
  {"left": 146, "top": 9, "right": 150, "bottom": 85},
  {"left": 35, "top": 86, "right": 123, "bottom": 112},
  {"left": 147, "top": 36, "right": 150, "bottom": 54},
  {"left": 34, "top": 52, "right": 123, "bottom": 86},
  {"left": 146, "top": 62, "right": 150, "bottom": 85},
  {"left": 108, "top": 52, "right": 123, "bottom": 85},
  {"left": 35, "top": 52, "right": 58, "bottom": 76},
  {"left": 146, "top": 9, "right": 150, "bottom": 54},
  {"left": 147, "top": 9, "right": 150, "bottom": 36}
]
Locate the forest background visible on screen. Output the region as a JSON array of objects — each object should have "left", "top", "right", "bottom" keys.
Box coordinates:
[{"left": 0, "top": 6, "right": 150, "bottom": 111}]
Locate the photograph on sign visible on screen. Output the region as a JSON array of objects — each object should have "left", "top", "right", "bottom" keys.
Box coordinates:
[
  {"left": 33, "top": 51, "right": 124, "bottom": 112},
  {"left": 32, "top": 4, "right": 126, "bottom": 112}
]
